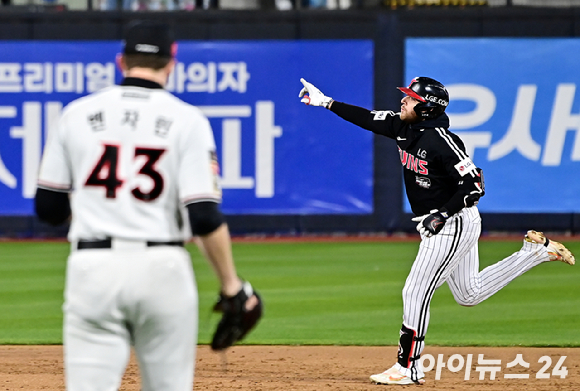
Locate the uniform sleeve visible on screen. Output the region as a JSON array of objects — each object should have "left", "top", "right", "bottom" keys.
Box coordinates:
[
  {"left": 330, "top": 101, "right": 406, "bottom": 139},
  {"left": 37, "top": 112, "right": 72, "bottom": 192},
  {"left": 179, "top": 110, "right": 222, "bottom": 205},
  {"left": 437, "top": 132, "right": 485, "bottom": 215},
  {"left": 35, "top": 188, "right": 71, "bottom": 226},
  {"left": 186, "top": 201, "right": 225, "bottom": 236}
]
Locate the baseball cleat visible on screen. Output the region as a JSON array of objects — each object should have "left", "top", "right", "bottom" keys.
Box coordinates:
[
  {"left": 370, "top": 364, "right": 425, "bottom": 385},
  {"left": 525, "top": 230, "right": 575, "bottom": 265}
]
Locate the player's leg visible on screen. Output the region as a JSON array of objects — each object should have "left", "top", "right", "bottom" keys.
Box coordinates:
[
  {"left": 402, "top": 207, "right": 480, "bottom": 347},
  {"left": 447, "top": 229, "right": 560, "bottom": 307},
  {"left": 64, "top": 313, "right": 131, "bottom": 391},
  {"left": 64, "top": 251, "right": 131, "bottom": 391},
  {"left": 446, "top": 239, "right": 482, "bottom": 306},
  {"left": 371, "top": 242, "right": 446, "bottom": 385},
  {"left": 371, "top": 209, "right": 480, "bottom": 385},
  {"left": 131, "top": 247, "right": 198, "bottom": 391}
]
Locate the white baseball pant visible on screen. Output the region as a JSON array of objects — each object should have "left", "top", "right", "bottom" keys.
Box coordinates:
[{"left": 63, "top": 243, "right": 197, "bottom": 391}]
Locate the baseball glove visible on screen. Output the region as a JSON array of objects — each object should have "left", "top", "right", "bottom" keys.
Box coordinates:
[{"left": 211, "top": 281, "right": 263, "bottom": 351}]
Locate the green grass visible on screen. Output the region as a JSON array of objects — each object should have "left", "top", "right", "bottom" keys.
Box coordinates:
[
  {"left": 0, "top": 242, "right": 68, "bottom": 344},
  {"left": 1, "top": 239, "right": 579, "bottom": 346}
]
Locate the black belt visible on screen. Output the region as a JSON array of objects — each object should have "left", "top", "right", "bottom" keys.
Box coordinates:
[{"left": 77, "top": 238, "right": 184, "bottom": 250}]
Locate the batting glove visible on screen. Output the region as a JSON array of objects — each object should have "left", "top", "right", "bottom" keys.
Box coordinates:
[
  {"left": 299, "top": 78, "right": 333, "bottom": 109},
  {"left": 412, "top": 209, "right": 449, "bottom": 237}
]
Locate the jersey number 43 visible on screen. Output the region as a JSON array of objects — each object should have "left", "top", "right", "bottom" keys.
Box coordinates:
[{"left": 84, "top": 144, "right": 166, "bottom": 202}]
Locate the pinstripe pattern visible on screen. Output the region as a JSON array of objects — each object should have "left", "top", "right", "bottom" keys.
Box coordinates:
[{"left": 400, "top": 206, "right": 550, "bottom": 379}]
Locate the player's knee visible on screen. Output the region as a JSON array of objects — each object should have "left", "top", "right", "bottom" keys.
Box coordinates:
[{"left": 453, "top": 294, "right": 478, "bottom": 307}]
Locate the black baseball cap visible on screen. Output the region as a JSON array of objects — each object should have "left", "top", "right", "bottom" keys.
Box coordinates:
[{"left": 123, "top": 20, "right": 175, "bottom": 58}]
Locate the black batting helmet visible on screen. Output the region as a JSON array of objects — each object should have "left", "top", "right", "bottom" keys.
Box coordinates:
[{"left": 398, "top": 77, "right": 449, "bottom": 119}]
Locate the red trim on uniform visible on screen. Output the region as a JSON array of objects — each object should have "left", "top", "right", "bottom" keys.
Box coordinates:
[
  {"left": 132, "top": 145, "right": 167, "bottom": 202},
  {"left": 407, "top": 328, "right": 417, "bottom": 368},
  {"left": 37, "top": 180, "right": 72, "bottom": 191},
  {"left": 182, "top": 195, "right": 221, "bottom": 205},
  {"left": 397, "top": 87, "right": 426, "bottom": 102}
]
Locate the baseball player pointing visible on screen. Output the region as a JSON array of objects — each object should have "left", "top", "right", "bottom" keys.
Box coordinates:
[
  {"left": 35, "top": 21, "right": 261, "bottom": 391},
  {"left": 299, "top": 77, "right": 575, "bottom": 385}
]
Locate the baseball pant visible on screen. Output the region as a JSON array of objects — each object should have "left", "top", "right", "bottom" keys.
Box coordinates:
[
  {"left": 401, "top": 206, "right": 550, "bottom": 369},
  {"left": 63, "top": 243, "right": 197, "bottom": 391}
]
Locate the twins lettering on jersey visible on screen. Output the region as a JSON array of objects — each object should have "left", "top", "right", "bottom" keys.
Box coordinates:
[{"left": 398, "top": 146, "right": 428, "bottom": 175}]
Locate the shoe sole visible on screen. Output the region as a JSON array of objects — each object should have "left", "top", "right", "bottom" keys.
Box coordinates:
[
  {"left": 548, "top": 239, "right": 575, "bottom": 265},
  {"left": 526, "top": 230, "right": 575, "bottom": 266},
  {"left": 370, "top": 375, "right": 425, "bottom": 385}
]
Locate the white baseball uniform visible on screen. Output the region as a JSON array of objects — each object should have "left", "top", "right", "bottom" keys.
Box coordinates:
[{"left": 37, "top": 78, "right": 221, "bottom": 391}]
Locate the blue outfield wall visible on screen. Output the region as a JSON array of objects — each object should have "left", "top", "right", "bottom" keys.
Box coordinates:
[{"left": 0, "top": 8, "right": 579, "bottom": 236}]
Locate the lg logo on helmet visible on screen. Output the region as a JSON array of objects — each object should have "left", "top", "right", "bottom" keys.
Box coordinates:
[{"left": 424, "top": 94, "right": 448, "bottom": 107}]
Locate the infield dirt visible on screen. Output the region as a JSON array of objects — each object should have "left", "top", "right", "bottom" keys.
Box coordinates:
[{"left": 1, "top": 345, "right": 578, "bottom": 390}]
